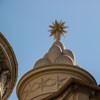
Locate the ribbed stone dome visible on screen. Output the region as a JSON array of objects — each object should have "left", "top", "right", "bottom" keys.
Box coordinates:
[
  {"left": 54, "top": 55, "right": 75, "bottom": 65},
  {"left": 34, "top": 58, "right": 51, "bottom": 68},
  {"left": 34, "top": 41, "right": 76, "bottom": 68}
]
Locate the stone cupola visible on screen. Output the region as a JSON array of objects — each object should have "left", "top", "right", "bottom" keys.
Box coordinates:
[{"left": 17, "top": 21, "right": 100, "bottom": 100}]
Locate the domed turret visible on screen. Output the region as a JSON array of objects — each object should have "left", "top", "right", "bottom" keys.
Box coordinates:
[{"left": 17, "top": 21, "right": 97, "bottom": 100}]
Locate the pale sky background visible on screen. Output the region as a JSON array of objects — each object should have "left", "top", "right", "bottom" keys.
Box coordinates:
[{"left": 0, "top": 0, "right": 100, "bottom": 100}]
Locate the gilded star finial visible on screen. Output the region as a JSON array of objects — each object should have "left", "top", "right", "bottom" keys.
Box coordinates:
[{"left": 49, "top": 20, "right": 68, "bottom": 41}]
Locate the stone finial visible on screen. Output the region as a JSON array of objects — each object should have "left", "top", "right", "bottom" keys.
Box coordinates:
[
  {"left": 49, "top": 20, "right": 68, "bottom": 41},
  {"left": 34, "top": 41, "right": 76, "bottom": 68},
  {"left": 34, "top": 21, "right": 75, "bottom": 68}
]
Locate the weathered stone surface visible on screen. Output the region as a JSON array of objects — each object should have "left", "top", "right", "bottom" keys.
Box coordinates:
[
  {"left": 34, "top": 41, "right": 76, "bottom": 68},
  {"left": 0, "top": 32, "right": 18, "bottom": 100},
  {"left": 17, "top": 65, "right": 97, "bottom": 100}
]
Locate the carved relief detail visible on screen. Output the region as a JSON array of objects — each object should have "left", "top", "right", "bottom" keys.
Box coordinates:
[{"left": 22, "top": 74, "right": 67, "bottom": 100}]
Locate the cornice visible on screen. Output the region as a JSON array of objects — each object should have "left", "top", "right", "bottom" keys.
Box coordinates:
[
  {"left": 42, "top": 78, "right": 100, "bottom": 100},
  {"left": 17, "top": 64, "right": 97, "bottom": 100}
]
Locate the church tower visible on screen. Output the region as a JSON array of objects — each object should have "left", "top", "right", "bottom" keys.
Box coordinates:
[{"left": 17, "top": 21, "right": 100, "bottom": 100}]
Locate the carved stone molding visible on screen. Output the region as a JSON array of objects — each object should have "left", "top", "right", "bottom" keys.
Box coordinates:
[
  {"left": 0, "top": 32, "right": 18, "bottom": 100},
  {"left": 0, "top": 70, "right": 10, "bottom": 98},
  {"left": 17, "top": 65, "right": 97, "bottom": 100},
  {"left": 22, "top": 74, "right": 67, "bottom": 100}
]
